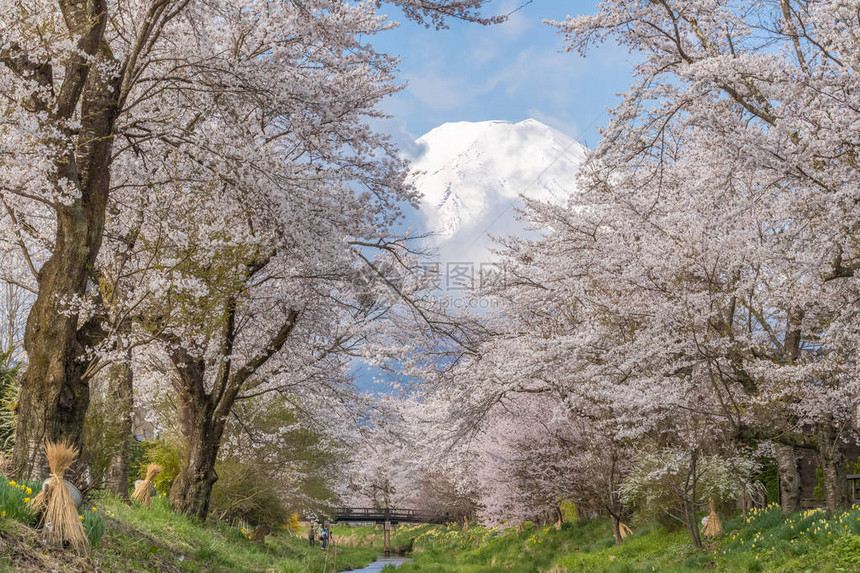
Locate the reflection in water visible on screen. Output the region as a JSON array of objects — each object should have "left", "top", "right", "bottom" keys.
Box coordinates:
[{"left": 348, "top": 556, "right": 412, "bottom": 572}]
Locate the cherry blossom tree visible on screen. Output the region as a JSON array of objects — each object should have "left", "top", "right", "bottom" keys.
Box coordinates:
[
  {"left": 550, "top": 0, "right": 860, "bottom": 511},
  {"left": 337, "top": 406, "right": 419, "bottom": 513},
  {"left": 0, "top": 0, "right": 496, "bottom": 480},
  {"left": 417, "top": 2, "right": 860, "bottom": 540}
]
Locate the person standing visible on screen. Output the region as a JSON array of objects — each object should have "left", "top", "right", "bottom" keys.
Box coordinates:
[
  {"left": 321, "top": 527, "right": 328, "bottom": 550},
  {"left": 309, "top": 525, "right": 316, "bottom": 547}
]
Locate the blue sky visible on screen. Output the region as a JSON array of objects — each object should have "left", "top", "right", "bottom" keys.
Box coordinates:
[
  {"left": 355, "top": 1, "right": 637, "bottom": 391},
  {"left": 373, "top": 0, "right": 636, "bottom": 152}
]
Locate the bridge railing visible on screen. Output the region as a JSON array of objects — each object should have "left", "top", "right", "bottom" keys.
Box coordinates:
[{"left": 334, "top": 507, "right": 448, "bottom": 524}]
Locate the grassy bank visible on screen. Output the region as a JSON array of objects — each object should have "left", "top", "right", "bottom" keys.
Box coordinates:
[
  {"left": 7, "top": 467, "right": 860, "bottom": 573},
  {"left": 381, "top": 504, "right": 860, "bottom": 573},
  {"left": 333, "top": 524, "right": 437, "bottom": 554},
  {"left": 1, "top": 476, "right": 378, "bottom": 572}
]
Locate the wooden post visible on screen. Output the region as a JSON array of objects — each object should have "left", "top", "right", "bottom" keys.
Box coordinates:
[
  {"left": 849, "top": 474, "right": 860, "bottom": 502},
  {"left": 384, "top": 520, "right": 392, "bottom": 556}
]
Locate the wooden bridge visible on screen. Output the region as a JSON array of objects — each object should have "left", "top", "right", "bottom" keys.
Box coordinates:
[
  {"left": 334, "top": 507, "right": 448, "bottom": 525},
  {"left": 332, "top": 507, "right": 448, "bottom": 555}
]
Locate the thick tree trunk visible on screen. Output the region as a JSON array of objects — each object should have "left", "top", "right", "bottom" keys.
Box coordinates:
[
  {"left": 169, "top": 390, "right": 226, "bottom": 521},
  {"left": 12, "top": 253, "right": 92, "bottom": 478},
  {"left": 10, "top": 5, "right": 118, "bottom": 479},
  {"left": 820, "top": 454, "right": 847, "bottom": 511},
  {"left": 775, "top": 444, "right": 801, "bottom": 513},
  {"left": 166, "top": 306, "right": 298, "bottom": 520},
  {"left": 105, "top": 357, "right": 133, "bottom": 497},
  {"left": 817, "top": 420, "right": 848, "bottom": 511}
]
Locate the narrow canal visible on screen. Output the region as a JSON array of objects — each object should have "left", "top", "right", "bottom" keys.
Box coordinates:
[{"left": 347, "top": 556, "right": 412, "bottom": 572}]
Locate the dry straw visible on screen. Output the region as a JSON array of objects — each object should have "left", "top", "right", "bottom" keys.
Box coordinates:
[
  {"left": 28, "top": 441, "right": 89, "bottom": 553},
  {"left": 702, "top": 498, "right": 723, "bottom": 537},
  {"left": 131, "top": 463, "right": 162, "bottom": 507},
  {"left": 29, "top": 480, "right": 47, "bottom": 512},
  {"left": 619, "top": 521, "right": 634, "bottom": 538}
]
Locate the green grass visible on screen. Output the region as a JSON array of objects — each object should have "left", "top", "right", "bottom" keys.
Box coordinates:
[
  {"left": 1, "top": 488, "right": 380, "bottom": 572},
  {"left": 333, "top": 523, "right": 438, "bottom": 554},
  {"left": 8, "top": 485, "right": 860, "bottom": 573},
  {"left": 381, "top": 504, "right": 860, "bottom": 573},
  {"left": 93, "top": 493, "right": 380, "bottom": 572}
]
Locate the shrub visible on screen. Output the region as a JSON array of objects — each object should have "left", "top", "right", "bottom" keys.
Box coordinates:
[
  {"left": 559, "top": 500, "right": 578, "bottom": 523},
  {"left": 80, "top": 385, "right": 130, "bottom": 491},
  {"left": 208, "top": 394, "right": 339, "bottom": 525},
  {"left": 209, "top": 458, "right": 290, "bottom": 528},
  {"left": 813, "top": 468, "right": 825, "bottom": 501},
  {"left": 137, "top": 437, "right": 184, "bottom": 494},
  {"left": 753, "top": 456, "right": 779, "bottom": 506}
]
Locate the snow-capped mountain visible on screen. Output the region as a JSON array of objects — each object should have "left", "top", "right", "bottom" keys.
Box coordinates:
[{"left": 410, "top": 119, "right": 587, "bottom": 251}]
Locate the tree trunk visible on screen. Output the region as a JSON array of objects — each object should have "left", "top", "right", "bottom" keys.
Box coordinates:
[
  {"left": 818, "top": 420, "right": 848, "bottom": 510},
  {"left": 169, "top": 397, "right": 225, "bottom": 521},
  {"left": 611, "top": 515, "right": 623, "bottom": 546},
  {"left": 104, "top": 356, "right": 133, "bottom": 497},
  {"left": 775, "top": 444, "right": 801, "bottom": 513},
  {"left": 165, "top": 305, "right": 298, "bottom": 520},
  {"left": 684, "top": 498, "right": 703, "bottom": 549},
  {"left": 12, "top": 199, "right": 112, "bottom": 478},
  {"left": 820, "top": 454, "right": 847, "bottom": 511},
  {"left": 12, "top": 264, "right": 91, "bottom": 479},
  {"left": 10, "top": 11, "right": 119, "bottom": 478},
  {"left": 684, "top": 450, "right": 703, "bottom": 549},
  {"left": 165, "top": 349, "right": 229, "bottom": 521}
]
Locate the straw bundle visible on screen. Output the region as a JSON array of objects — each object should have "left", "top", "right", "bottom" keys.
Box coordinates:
[
  {"left": 131, "top": 464, "right": 162, "bottom": 507},
  {"left": 702, "top": 498, "right": 723, "bottom": 537},
  {"left": 29, "top": 481, "right": 48, "bottom": 512},
  {"left": 619, "top": 522, "right": 633, "bottom": 538},
  {"left": 29, "top": 441, "right": 88, "bottom": 552},
  {"left": 29, "top": 480, "right": 81, "bottom": 513}
]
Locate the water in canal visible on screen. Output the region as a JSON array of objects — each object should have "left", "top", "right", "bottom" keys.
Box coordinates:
[{"left": 348, "top": 556, "right": 412, "bottom": 572}]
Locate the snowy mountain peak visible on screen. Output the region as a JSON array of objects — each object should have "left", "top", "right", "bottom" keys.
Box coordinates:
[{"left": 410, "top": 119, "right": 587, "bottom": 244}]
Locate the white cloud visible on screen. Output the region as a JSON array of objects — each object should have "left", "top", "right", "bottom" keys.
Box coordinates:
[
  {"left": 407, "top": 72, "right": 474, "bottom": 111},
  {"left": 367, "top": 114, "right": 428, "bottom": 162}
]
